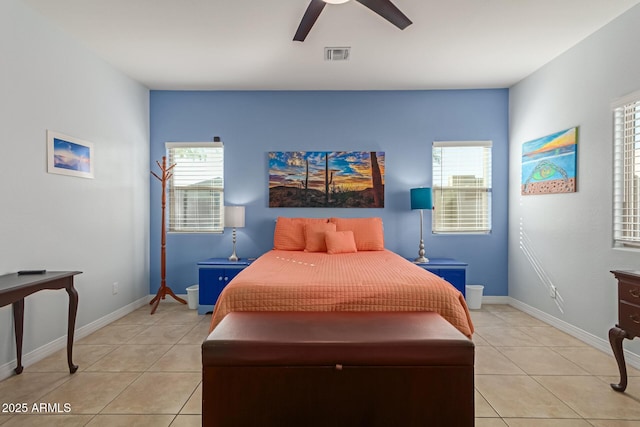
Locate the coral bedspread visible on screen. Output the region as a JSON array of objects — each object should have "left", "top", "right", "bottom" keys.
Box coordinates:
[{"left": 209, "top": 250, "right": 474, "bottom": 338}]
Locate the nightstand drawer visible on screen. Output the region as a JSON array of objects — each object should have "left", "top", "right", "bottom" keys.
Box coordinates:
[
  {"left": 619, "top": 301, "right": 640, "bottom": 337},
  {"left": 620, "top": 281, "right": 640, "bottom": 304},
  {"left": 199, "top": 267, "right": 244, "bottom": 305},
  {"left": 410, "top": 258, "right": 467, "bottom": 296},
  {"left": 197, "top": 258, "right": 253, "bottom": 315}
]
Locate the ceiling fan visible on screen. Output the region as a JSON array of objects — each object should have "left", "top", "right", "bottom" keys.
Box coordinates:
[{"left": 293, "top": 0, "right": 412, "bottom": 42}]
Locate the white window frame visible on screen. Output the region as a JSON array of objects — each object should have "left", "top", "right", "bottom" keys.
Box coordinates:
[
  {"left": 432, "top": 141, "right": 492, "bottom": 234},
  {"left": 613, "top": 89, "right": 640, "bottom": 248},
  {"left": 166, "top": 142, "right": 224, "bottom": 233}
]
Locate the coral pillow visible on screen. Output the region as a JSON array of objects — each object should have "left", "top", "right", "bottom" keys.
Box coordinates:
[
  {"left": 273, "top": 217, "right": 329, "bottom": 251},
  {"left": 304, "top": 222, "right": 337, "bottom": 252},
  {"left": 330, "top": 217, "right": 384, "bottom": 251},
  {"left": 325, "top": 231, "right": 358, "bottom": 254}
]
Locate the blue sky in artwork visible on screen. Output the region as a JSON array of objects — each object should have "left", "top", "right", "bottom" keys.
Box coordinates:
[
  {"left": 521, "top": 128, "right": 577, "bottom": 182},
  {"left": 53, "top": 138, "right": 91, "bottom": 172}
]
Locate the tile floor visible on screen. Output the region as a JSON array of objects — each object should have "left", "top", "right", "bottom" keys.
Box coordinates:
[{"left": 1, "top": 303, "right": 640, "bottom": 426}]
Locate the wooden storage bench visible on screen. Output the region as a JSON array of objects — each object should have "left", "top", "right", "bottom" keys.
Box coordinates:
[{"left": 202, "top": 311, "right": 475, "bottom": 427}]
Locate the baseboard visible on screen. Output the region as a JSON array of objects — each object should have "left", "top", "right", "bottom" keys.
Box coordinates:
[
  {"left": 507, "top": 297, "right": 640, "bottom": 370},
  {"left": 480, "top": 295, "right": 510, "bottom": 305},
  {"left": 0, "top": 295, "right": 150, "bottom": 381}
]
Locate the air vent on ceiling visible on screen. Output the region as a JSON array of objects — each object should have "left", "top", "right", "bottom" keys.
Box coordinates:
[{"left": 325, "top": 47, "right": 350, "bottom": 61}]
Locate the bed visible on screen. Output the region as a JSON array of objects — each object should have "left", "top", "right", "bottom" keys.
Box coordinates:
[{"left": 208, "top": 216, "right": 474, "bottom": 338}]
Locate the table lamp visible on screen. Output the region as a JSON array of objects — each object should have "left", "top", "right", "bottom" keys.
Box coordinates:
[
  {"left": 410, "top": 188, "right": 432, "bottom": 263},
  {"left": 225, "top": 206, "right": 245, "bottom": 262}
]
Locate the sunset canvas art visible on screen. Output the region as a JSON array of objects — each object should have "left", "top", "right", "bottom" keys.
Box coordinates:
[
  {"left": 269, "top": 151, "right": 385, "bottom": 207},
  {"left": 521, "top": 127, "right": 577, "bottom": 195}
]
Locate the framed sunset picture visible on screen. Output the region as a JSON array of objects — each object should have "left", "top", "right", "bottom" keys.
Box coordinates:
[
  {"left": 521, "top": 127, "right": 577, "bottom": 195},
  {"left": 47, "top": 130, "right": 94, "bottom": 179},
  {"left": 268, "top": 151, "right": 385, "bottom": 208}
]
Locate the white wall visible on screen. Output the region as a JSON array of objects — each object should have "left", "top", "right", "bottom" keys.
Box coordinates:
[
  {"left": 509, "top": 5, "right": 640, "bottom": 357},
  {"left": 0, "top": 0, "right": 150, "bottom": 375}
]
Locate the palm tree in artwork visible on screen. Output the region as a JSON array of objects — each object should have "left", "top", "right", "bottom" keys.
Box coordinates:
[
  {"left": 324, "top": 152, "right": 334, "bottom": 206},
  {"left": 370, "top": 152, "right": 384, "bottom": 207}
]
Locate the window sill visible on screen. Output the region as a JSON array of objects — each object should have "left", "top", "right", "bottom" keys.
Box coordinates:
[{"left": 613, "top": 243, "right": 640, "bottom": 253}]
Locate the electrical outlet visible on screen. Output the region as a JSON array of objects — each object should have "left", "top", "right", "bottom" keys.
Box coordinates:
[
  {"left": 549, "top": 285, "right": 556, "bottom": 299},
  {"left": 112, "top": 282, "right": 119, "bottom": 295}
]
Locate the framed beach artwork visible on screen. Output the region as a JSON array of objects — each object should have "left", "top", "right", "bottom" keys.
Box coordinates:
[
  {"left": 268, "top": 151, "right": 385, "bottom": 208},
  {"left": 521, "top": 127, "right": 577, "bottom": 195},
  {"left": 47, "top": 130, "right": 94, "bottom": 179}
]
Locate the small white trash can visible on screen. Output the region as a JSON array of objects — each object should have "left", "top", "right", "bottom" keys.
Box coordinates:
[
  {"left": 465, "top": 285, "right": 484, "bottom": 310},
  {"left": 186, "top": 285, "right": 199, "bottom": 310}
]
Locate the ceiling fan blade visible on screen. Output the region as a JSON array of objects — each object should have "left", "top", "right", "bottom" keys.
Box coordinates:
[
  {"left": 294, "top": 0, "right": 327, "bottom": 42},
  {"left": 356, "top": 0, "right": 412, "bottom": 30}
]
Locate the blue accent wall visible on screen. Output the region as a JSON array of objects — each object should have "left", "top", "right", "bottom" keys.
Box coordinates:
[{"left": 150, "top": 90, "right": 509, "bottom": 297}]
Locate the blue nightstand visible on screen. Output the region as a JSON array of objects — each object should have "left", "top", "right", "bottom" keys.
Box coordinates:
[
  {"left": 197, "top": 258, "right": 253, "bottom": 315},
  {"left": 409, "top": 258, "right": 468, "bottom": 295}
]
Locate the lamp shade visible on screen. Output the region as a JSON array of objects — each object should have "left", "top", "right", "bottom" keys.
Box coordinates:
[
  {"left": 410, "top": 188, "right": 432, "bottom": 210},
  {"left": 224, "top": 206, "right": 245, "bottom": 228}
]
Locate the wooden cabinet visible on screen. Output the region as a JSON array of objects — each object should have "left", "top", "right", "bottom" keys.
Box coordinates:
[
  {"left": 412, "top": 258, "right": 468, "bottom": 296},
  {"left": 197, "top": 258, "right": 253, "bottom": 315},
  {"left": 609, "top": 270, "right": 640, "bottom": 392}
]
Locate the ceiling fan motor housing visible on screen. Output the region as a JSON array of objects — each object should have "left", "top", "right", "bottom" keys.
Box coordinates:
[{"left": 294, "top": 0, "right": 412, "bottom": 42}]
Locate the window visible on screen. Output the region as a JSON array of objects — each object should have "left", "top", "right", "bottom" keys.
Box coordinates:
[
  {"left": 613, "top": 90, "right": 640, "bottom": 247},
  {"left": 432, "top": 141, "right": 492, "bottom": 233},
  {"left": 166, "top": 142, "right": 224, "bottom": 233}
]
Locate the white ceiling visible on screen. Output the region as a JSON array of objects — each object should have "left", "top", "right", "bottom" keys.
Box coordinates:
[{"left": 22, "top": 0, "right": 640, "bottom": 90}]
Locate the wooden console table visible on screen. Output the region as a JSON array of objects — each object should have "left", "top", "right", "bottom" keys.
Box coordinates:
[
  {"left": 0, "top": 271, "right": 81, "bottom": 375},
  {"left": 609, "top": 270, "right": 640, "bottom": 392}
]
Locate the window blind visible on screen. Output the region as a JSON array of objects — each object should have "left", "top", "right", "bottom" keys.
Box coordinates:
[
  {"left": 432, "top": 141, "right": 492, "bottom": 233},
  {"left": 166, "top": 142, "right": 224, "bottom": 233},
  {"left": 613, "top": 92, "right": 640, "bottom": 246}
]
